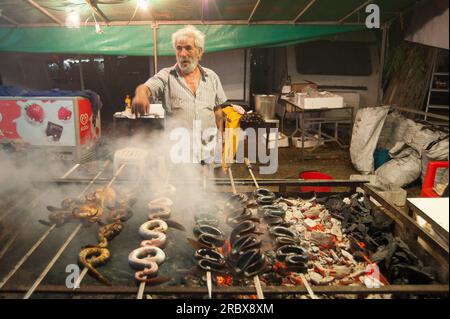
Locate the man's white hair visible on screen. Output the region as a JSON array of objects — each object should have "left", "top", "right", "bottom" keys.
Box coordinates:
[{"left": 172, "top": 25, "right": 205, "bottom": 52}]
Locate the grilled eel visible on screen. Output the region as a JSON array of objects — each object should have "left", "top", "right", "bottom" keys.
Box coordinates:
[{"left": 78, "top": 221, "right": 123, "bottom": 286}]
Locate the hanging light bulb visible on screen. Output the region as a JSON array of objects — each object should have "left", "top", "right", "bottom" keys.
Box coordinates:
[
  {"left": 138, "top": 0, "right": 149, "bottom": 10},
  {"left": 65, "top": 10, "right": 80, "bottom": 28}
]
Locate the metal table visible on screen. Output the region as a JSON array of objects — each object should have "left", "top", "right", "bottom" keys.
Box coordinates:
[
  {"left": 407, "top": 197, "right": 449, "bottom": 246},
  {"left": 281, "top": 96, "right": 353, "bottom": 160}
]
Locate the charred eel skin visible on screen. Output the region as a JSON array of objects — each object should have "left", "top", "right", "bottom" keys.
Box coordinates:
[
  {"left": 234, "top": 249, "right": 266, "bottom": 277},
  {"left": 230, "top": 234, "right": 262, "bottom": 260},
  {"left": 194, "top": 248, "right": 227, "bottom": 272},
  {"left": 193, "top": 225, "right": 225, "bottom": 248},
  {"left": 230, "top": 221, "right": 257, "bottom": 246}
]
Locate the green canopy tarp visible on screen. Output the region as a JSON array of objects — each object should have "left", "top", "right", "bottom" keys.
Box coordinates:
[
  {"left": 0, "top": 0, "right": 423, "bottom": 55},
  {"left": 0, "top": 24, "right": 364, "bottom": 56}
]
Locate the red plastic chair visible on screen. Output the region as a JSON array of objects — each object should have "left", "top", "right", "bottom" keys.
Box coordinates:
[
  {"left": 299, "top": 171, "right": 333, "bottom": 193},
  {"left": 421, "top": 161, "right": 449, "bottom": 197}
]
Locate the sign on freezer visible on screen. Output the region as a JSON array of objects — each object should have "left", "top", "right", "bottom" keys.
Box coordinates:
[{"left": 0, "top": 99, "right": 76, "bottom": 146}]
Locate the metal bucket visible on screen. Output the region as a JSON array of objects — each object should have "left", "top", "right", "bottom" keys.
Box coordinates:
[{"left": 253, "top": 94, "right": 278, "bottom": 120}]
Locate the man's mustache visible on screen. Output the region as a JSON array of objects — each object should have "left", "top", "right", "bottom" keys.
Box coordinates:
[{"left": 180, "top": 57, "right": 193, "bottom": 64}]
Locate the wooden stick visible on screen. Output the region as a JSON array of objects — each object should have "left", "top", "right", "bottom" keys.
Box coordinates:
[
  {"left": 253, "top": 275, "right": 264, "bottom": 299},
  {"left": 244, "top": 158, "right": 260, "bottom": 189},
  {"left": 228, "top": 168, "right": 237, "bottom": 194},
  {"left": 300, "top": 273, "right": 319, "bottom": 299},
  {"left": 137, "top": 281, "right": 146, "bottom": 299},
  {"left": 206, "top": 270, "right": 212, "bottom": 299}
]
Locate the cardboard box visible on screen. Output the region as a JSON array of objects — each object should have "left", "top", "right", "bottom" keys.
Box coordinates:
[
  {"left": 291, "top": 82, "right": 318, "bottom": 93},
  {"left": 297, "top": 92, "right": 344, "bottom": 109}
]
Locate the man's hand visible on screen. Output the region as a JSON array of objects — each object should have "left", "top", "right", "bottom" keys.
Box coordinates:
[{"left": 131, "top": 84, "right": 151, "bottom": 115}]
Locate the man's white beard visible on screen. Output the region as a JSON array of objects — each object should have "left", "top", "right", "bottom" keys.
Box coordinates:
[{"left": 178, "top": 58, "right": 198, "bottom": 74}]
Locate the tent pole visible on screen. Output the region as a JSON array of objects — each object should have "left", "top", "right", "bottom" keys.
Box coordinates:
[
  {"left": 79, "top": 57, "right": 85, "bottom": 91},
  {"left": 152, "top": 22, "right": 158, "bottom": 75},
  {"left": 378, "top": 23, "right": 388, "bottom": 105}
]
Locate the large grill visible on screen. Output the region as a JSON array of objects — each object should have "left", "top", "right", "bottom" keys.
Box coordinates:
[{"left": 0, "top": 162, "right": 448, "bottom": 299}]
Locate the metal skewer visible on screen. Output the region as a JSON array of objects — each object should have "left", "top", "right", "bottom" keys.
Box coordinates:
[
  {"left": 229, "top": 164, "right": 265, "bottom": 300},
  {"left": 0, "top": 162, "right": 106, "bottom": 290},
  {"left": 23, "top": 162, "right": 122, "bottom": 299},
  {"left": 0, "top": 233, "right": 18, "bottom": 261},
  {"left": 0, "top": 190, "right": 47, "bottom": 262},
  {"left": 60, "top": 163, "right": 81, "bottom": 179}
]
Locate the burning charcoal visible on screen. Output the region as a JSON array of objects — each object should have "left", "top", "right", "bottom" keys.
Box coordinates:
[
  {"left": 390, "top": 264, "right": 435, "bottom": 284},
  {"left": 45, "top": 121, "right": 64, "bottom": 141},
  {"left": 310, "top": 231, "right": 336, "bottom": 249},
  {"left": 324, "top": 195, "right": 345, "bottom": 213}
]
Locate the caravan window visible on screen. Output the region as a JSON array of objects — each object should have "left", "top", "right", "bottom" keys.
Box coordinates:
[{"left": 295, "top": 41, "right": 372, "bottom": 76}]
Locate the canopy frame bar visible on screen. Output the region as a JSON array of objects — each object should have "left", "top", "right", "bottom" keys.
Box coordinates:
[
  {"left": 339, "top": 0, "right": 372, "bottom": 23},
  {"left": 85, "top": 0, "right": 110, "bottom": 25},
  {"left": 292, "top": 0, "right": 317, "bottom": 23},
  {"left": 25, "top": 0, "right": 63, "bottom": 25},
  {"left": 0, "top": 10, "right": 18, "bottom": 26},
  {"left": 247, "top": 0, "right": 262, "bottom": 23}
]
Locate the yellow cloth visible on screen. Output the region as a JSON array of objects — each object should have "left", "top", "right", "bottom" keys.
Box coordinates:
[{"left": 221, "top": 106, "right": 242, "bottom": 172}]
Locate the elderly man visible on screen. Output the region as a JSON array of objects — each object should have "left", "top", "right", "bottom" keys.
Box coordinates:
[{"left": 132, "top": 26, "right": 227, "bottom": 160}]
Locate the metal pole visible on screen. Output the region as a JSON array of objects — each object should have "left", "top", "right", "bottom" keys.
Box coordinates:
[
  {"left": 152, "top": 23, "right": 158, "bottom": 75},
  {"left": 79, "top": 58, "right": 85, "bottom": 91},
  {"left": 378, "top": 24, "right": 388, "bottom": 105}
]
